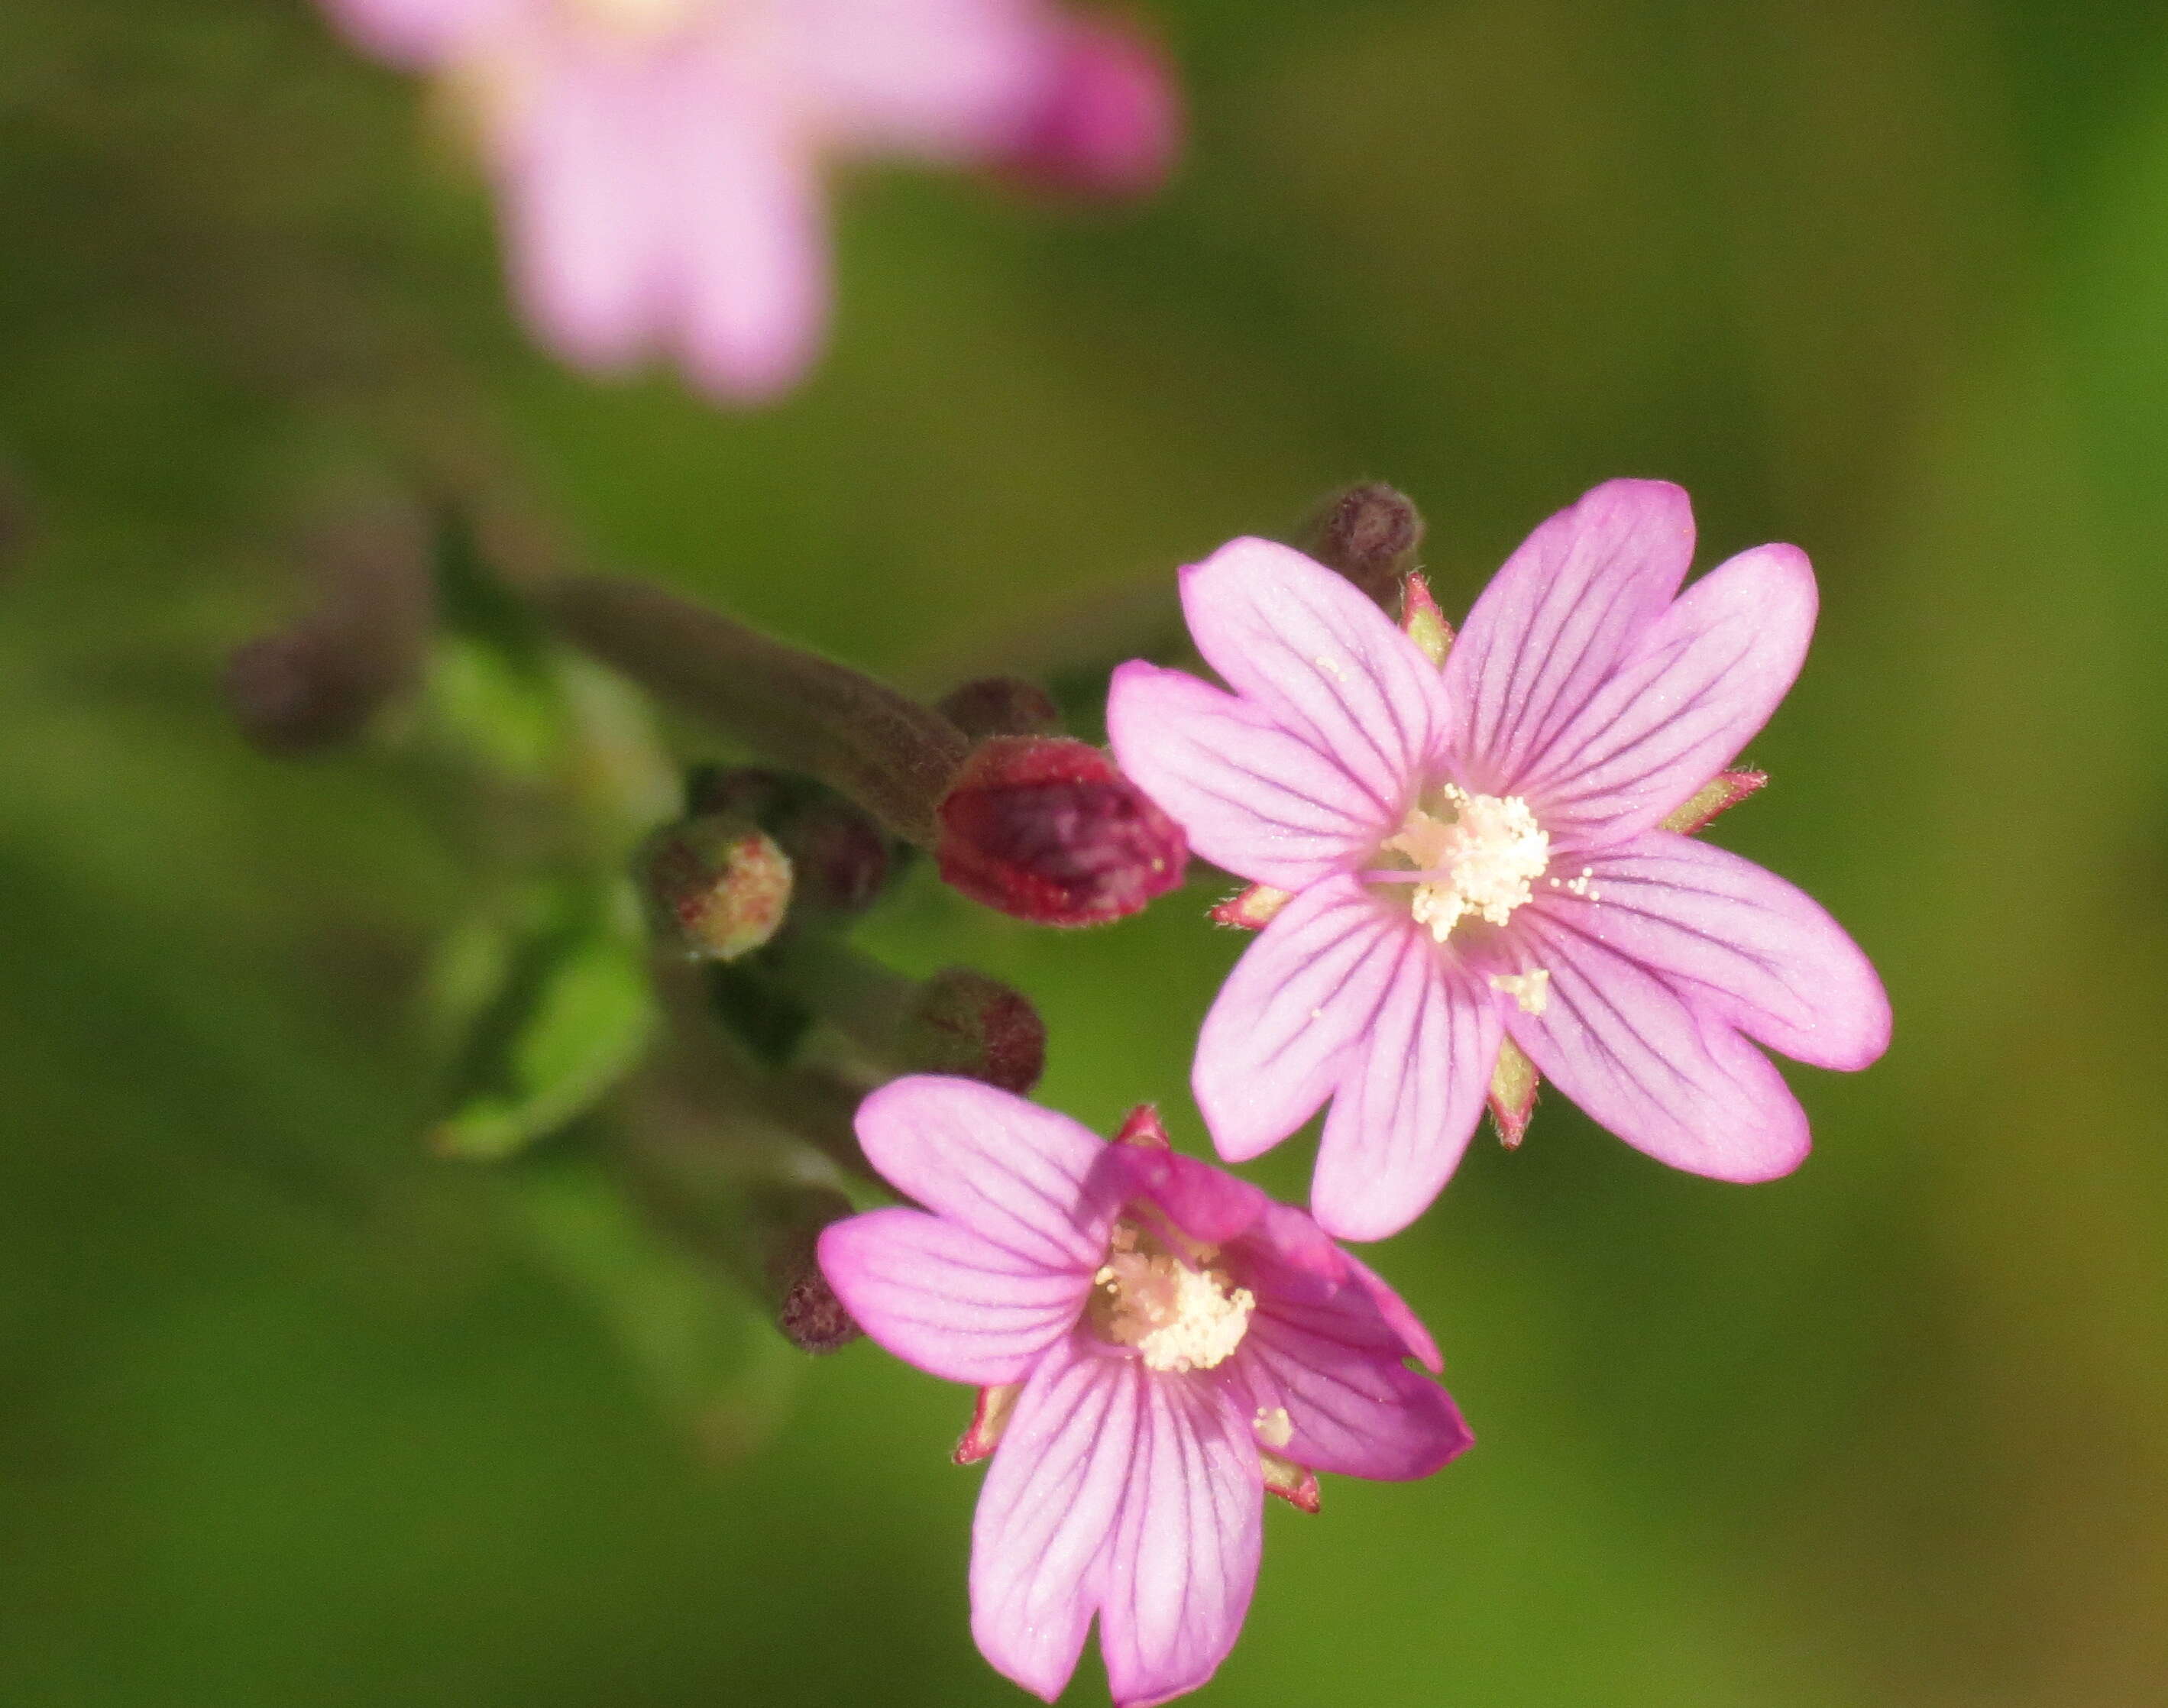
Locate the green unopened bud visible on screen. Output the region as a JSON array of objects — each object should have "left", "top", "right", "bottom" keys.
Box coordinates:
[{"left": 642, "top": 815, "right": 793, "bottom": 962}]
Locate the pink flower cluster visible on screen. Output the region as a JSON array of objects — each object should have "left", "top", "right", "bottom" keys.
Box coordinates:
[
  {"left": 322, "top": 0, "right": 1179, "bottom": 400},
  {"left": 818, "top": 478, "right": 1888, "bottom": 1706}
]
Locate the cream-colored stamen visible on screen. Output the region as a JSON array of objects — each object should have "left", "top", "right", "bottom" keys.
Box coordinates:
[
  {"left": 1489, "top": 969, "right": 1551, "bottom": 1016},
  {"left": 1383, "top": 785, "right": 1549, "bottom": 942},
  {"left": 1090, "top": 1224, "right": 1254, "bottom": 1373}
]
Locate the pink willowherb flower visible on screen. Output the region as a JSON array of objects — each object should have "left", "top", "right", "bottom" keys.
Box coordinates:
[
  {"left": 1106, "top": 480, "right": 1891, "bottom": 1241},
  {"left": 321, "top": 0, "right": 1179, "bottom": 401},
  {"left": 819, "top": 1076, "right": 1468, "bottom": 1706}
]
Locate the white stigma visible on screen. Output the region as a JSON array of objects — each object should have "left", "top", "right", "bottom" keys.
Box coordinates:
[
  {"left": 1383, "top": 785, "right": 1549, "bottom": 943},
  {"left": 1092, "top": 1224, "right": 1255, "bottom": 1374}
]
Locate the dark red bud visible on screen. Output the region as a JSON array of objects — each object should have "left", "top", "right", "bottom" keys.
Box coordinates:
[
  {"left": 935, "top": 736, "right": 1187, "bottom": 926},
  {"left": 1304, "top": 482, "right": 1426, "bottom": 609},
  {"left": 937, "top": 676, "right": 1063, "bottom": 742},
  {"left": 757, "top": 1186, "right": 862, "bottom": 1355},
  {"left": 901, "top": 968, "right": 1048, "bottom": 1095}
]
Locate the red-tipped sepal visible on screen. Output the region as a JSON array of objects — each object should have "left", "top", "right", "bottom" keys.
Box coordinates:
[
  {"left": 1658, "top": 768, "right": 1768, "bottom": 836},
  {"left": 1399, "top": 571, "right": 1455, "bottom": 667},
  {"left": 1260, "top": 1451, "right": 1322, "bottom": 1514},
  {"left": 954, "top": 1382, "right": 1024, "bottom": 1464},
  {"left": 1487, "top": 1037, "right": 1539, "bottom": 1150},
  {"left": 1209, "top": 884, "right": 1292, "bottom": 930}
]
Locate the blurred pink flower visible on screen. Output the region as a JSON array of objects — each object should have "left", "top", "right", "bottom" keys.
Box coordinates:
[
  {"left": 820, "top": 1078, "right": 1467, "bottom": 1706},
  {"left": 322, "top": 0, "right": 1179, "bottom": 400},
  {"left": 1107, "top": 480, "right": 1891, "bottom": 1241}
]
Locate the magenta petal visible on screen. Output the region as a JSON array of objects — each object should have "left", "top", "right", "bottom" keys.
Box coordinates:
[
  {"left": 1116, "top": 1147, "right": 1270, "bottom": 1248},
  {"left": 1107, "top": 661, "right": 1392, "bottom": 890},
  {"left": 1519, "top": 542, "right": 1818, "bottom": 847},
  {"left": 853, "top": 1077, "right": 1115, "bottom": 1270},
  {"left": 1177, "top": 538, "right": 1454, "bottom": 829},
  {"left": 818, "top": 1208, "right": 1090, "bottom": 1386},
  {"left": 1099, "top": 1372, "right": 1262, "bottom": 1708},
  {"left": 1311, "top": 942, "right": 1501, "bottom": 1240},
  {"left": 1222, "top": 1312, "right": 1471, "bottom": 1482},
  {"left": 665, "top": 59, "right": 830, "bottom": 403},
  {"left": 1192, "top": 875, "right": 1409, "bottom": 1165},
  {"left": 970, "top": 1339, "right": 1136, "bottom": 1703},
  {"left": 1500, "top": 907, "right": 1811, "bottom": 1182},
  {"left": 1234, "top": 1207, "right": 1444, "bottom": 1371},
  {"left": 1538, "top": 833, "right": 1890, "bottom": 1070},
  {"left": 495, "top": 47, "right": 670, "bottom": 374},
  {"left": 1444, "top": 480, "right": 1696, "bottom": 794}
]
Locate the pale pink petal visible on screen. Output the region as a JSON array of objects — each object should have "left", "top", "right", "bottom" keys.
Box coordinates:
[
  {"left": 1114, "top": 1145, "right": 1270, "bottom": 1247},
  {"left": 1443, "top": 479, "right": 1696, "bottom": 795},
  {"left": 1517, "top": 543, "right": 1817, "bottom": 848},
  {"left": 319, "top": 0, "right": 522, "bottom": 66},
  {"left": 1191, "top": 875, "right": 1410, "bottom": 1164},
  {"left": 493, "top": 44, "right": 671, "bottom": 372},
  {"left": 663, "top": 53, "right": 830, "bottom": 403},
  {"left": 1218, "top": 1312, "right": 1471, "bottom": 1482},
  {"left": 1310, "top": 943, "right": 1502, "bottom": 1241},
  {"left": 970, "top": 1338, "right": 1137, "bottom": 1703},
  {"left": 1341, "top": 1249, "right": 1444, "bottom": 1373},
  {"left": 1099, "top": 1371, "right": 1262, "bottom": 1708},
  {"left": 854, "top": 1076, "right": 1115, "bottom": 1270},
  {"left": 793, "top": 0, "right": 1051, "bottom": 157},
  {"left": 1535, "top": 832, "right": 1890, "bottom": 1070},
  {"left": 1231, "top": 1204, "right": 1445, "bottom": 1371},
  {"left": 1178, "top": 537, "right": 1455, "bottom": 830},
  {"left": 1106, "top": 662, "right": 1392, "bottom": 890},
  {"left": 1500, "top": 906, "right": 1810, "bottom": 1182},
  {"left": 819, "top": 1208, "right": 1091, "bottom": 1386}
]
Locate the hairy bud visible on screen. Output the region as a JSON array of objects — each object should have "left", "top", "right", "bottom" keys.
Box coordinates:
[
  {"left": 1001, "top": 13, "right": 1182, "bottom": 199},
  {"left": 642, "top": 814, "right": 793, "bottom": 961},
  {"left": 687, "top": 765, "right": 892, "bottom": 917},
  {"left": 900, "top": 968, "right": 1049, "bottom": 1095},
  {"left": 1303, "top": 483, "right": 1426, "bottom": 610},
  {"left": 935, "top": 736, "right": 1188, "bottom": 926},
  {"left": 754, "top": 1185, "right": 862, "bottom": 1355},
  {"left": 937, "top": 677, "right": 1063, "bottom": 742}
]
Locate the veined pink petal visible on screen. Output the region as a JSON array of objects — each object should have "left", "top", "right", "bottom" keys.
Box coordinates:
[
  {"left": 971, "top": 1338, "right": 1137, "bottom": 1703},
  {"left": 818, "top": 1208, "right": 1092, "bottom": 1386},
  {"left": 493, "top": 40, "right": 671, "bottom": 373},
  {"left": 794, "top": 0, "right": 1050, "bottom": 157},
  {"left": 1099, "top": 1371, "right": 1262, "bottom": 1708},
  {"left": 1500, "top": 907, "right": 1810, "bottom": 1182},
  {"left": 1219, "top": 1310, "right": 1471, "bottom": 1482},
  {"left": 319, "top": 0, "right": 522, "bottom": 66},
  {"left": 1312, "top": 943, "right": 1501, "bottom": 1241},
  {"left": 1232, "top": 1206, "right": 1443, "bottom": 1371},
  {"left": 1518, "top": 542, "right": 1818, "bottom": 848},
  {"left": 1177, "top": 538, "right": 1455, "bottom": 830},
  {"left": 1533, "top": 832, "right": 1890, "bottom": 1070},
  {"left": 1115, "top": 1145, "right": 1270, "bottom": 1247},
  {"left": 1107, "top": 662, "right": 1390, "bottom": 891},
  {"left": 664, "top": 51, "right": 830, "bottom": 403},
  {"left": 1191, "top": 875, "right": 1409, "bottom": 1164},
  {"left": 1444, "top": 480, "right": 1696, "bottom": 795},
  {"left": 854, "top": 1076, "right": 1115, "bottom": 1271}
]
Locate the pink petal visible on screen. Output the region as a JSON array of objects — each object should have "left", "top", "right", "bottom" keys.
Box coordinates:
[
  {"left": 1220, "top": 1312, "right": 1471, "bottom": 1483},
  {"left": 663, "top": 52, "right": 830, "bottom": 403},
  {"left": 1444, "top": 480, "right": 1696, "bottom": 795},
  {"left": 853, "top": 1076, "right": 1115, "bottom": 1271},
  {"left": 1099, "top": 1370, "right": 1263, "bottom": 1708},
  {"left": 1106, "top": 662, "right": 1393, "bottom": 891},
  {"left": 1190, "top": 875, "right": 1409, "bottom": 1165},
  {"left": 319, "top": 0, "right": 521, "bottom": 66},
  {"left": 1341, "top": 1249, "right": 1444, "bottom": 1373},
  {"left": 493, "top": 43, "right": 671, "bottom": 373},
  {"left": 997, "top": 11, "right": 1183, "bottom": 199},
  {"left": 1498, "top": 906, "right": 1811, "bottom": 1182},
  {"left": 1517, "top": 543, "right": 1818, "bottom": 849},
  {"left": 818, "top": 1208, "right": 1091, "bottom": 1386},
  {"left": 1114, "top": 1146, "right": 1270, "bottom": 1247},
  {"left": 1311, "top": 943, "right": 1502, "bottom": 1240},
  {"left": 793, "top": 0, "right": 1051, "bottom": 158},
  {"left": 1535, "top": 832, "right": 1890, "bottom": 1070},
  {"left": 970, "top": 1338, "right": 1137, "bottom": 1703},
  {"left": 1178, "top": 537, "right": 1455, "bottom": 830},
  {"left": 1233, "top": 1207, "right": 1438, "bottom": 1365}
]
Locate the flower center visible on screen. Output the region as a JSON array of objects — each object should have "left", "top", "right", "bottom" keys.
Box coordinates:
[
  {"left": 1089, "top": 1222, "right": 1254, "bottom": 1373},
  {"left": 1379, "top": 785, "right": 1548, "bottom": 942}
]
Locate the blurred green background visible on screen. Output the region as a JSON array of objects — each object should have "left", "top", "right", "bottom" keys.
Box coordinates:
[{"left": 4, "top": 1, "right": 2166, "bottom": 1703}]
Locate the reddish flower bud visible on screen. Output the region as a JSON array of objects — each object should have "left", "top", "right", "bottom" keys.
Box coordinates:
[
  {"left": 755, "top": 1185, "right": 863, "bottom": 1355},
  {"left": 641, "top": 814, "right": 793, "bottom": 962},
  {"left": 1001, "top": 12, "right": 1182, "bottom": 199},
  {"left": 901, "top": 968, "right": 1048, "bottom": 1095},
  {"left": 937, "top": 676, "right": 1063, "bottom": 742},
  {"left": 687, "top": 765, "right": 892, "bottom": 917},
  {"left": 935, "top": 736, "right": 1188, "bottom": 926},
  {"left": 1303, "top": 482, "right": 1426, "bottom": 610}
]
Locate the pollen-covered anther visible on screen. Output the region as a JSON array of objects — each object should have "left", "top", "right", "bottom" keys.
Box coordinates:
[
  {"left": 1383, "top": 785, "right": 1550, "bottom": 942},
  {"left": 1489, "top": 969, "right": 1550, "bottom": 1016},
  {"left": 1090, "top": 1224, "right": 1254, "bottom": 1373}
]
